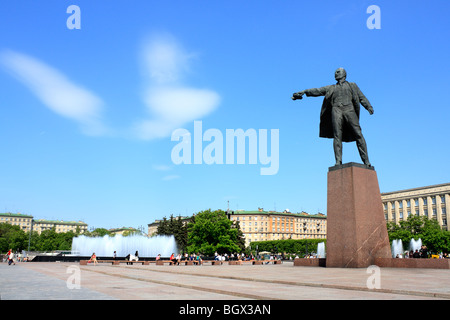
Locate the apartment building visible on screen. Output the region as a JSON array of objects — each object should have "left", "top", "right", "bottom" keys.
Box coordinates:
[
  {"left": 381, "top": 183, "right": 450, "bottom": 230},
  {"left": 0, "top": 212, "right": 33, "bottom": 232},
  {"left": 33, "top": 219, "right": 88, "bottom": 234},
  {"left": 0, "top": 212, "right": 88, "bottom": 234},
  {"left": 229, "top": 208, "right": 327, "bottom": 247}
]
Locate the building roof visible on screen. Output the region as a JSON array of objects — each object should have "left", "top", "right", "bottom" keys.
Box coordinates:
[
  {"left": 381, "top": 182, "right": 450, "bottom": 196},
  {"left": 34, "top": 219, "right": 87, "bottom": 226},
  {"left": 0, "top": 212, "right": 33, "bottom": 218},
  {"left": 109, "top": 227, "right": 139, "bottom": 232},
  {"left": 232, "top": 210, "right": 327, "bottom": 219}
]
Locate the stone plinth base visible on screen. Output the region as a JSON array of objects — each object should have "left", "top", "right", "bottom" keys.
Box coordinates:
[
  {"left": 374, "top": 258, "right": 450, "bottom": 269},
  {"left": 326, "top": 163, "right": 391, "bottom": 268},
  {"left": 293, "top": 258, "right": 326, "bottom": 267}
]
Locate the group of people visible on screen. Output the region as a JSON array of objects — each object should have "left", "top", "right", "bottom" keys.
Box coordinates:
[
  {"left": 404, "top": 245, "right": 429, "bottom": 259},
  {"left": 87, "top": 250, "right": 140, "bottom": 265},
  {"left": 165, "top": 252, "right": 203, "bottom": 265},
  {"left": 3, "top": 249, "right": 30, "bottom": 264},
  {"left": 395, "top": 245, "right": 445, "bottom": 259},
  {"left": 125, "top": 251, "right": 139, "bottom": 264}
]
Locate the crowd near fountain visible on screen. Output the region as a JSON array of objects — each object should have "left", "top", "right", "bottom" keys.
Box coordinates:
[{"left": 391, "top": 238, "right": 424, "bottom": 258}]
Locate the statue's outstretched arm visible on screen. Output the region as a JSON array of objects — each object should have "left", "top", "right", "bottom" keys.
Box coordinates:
[{"left": 292, "top": 86, "right": 330, "bottom": 100}]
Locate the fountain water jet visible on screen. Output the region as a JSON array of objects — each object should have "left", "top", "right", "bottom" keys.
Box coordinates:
[
  {"left": 409, "top": 238, "right": 422, "bottom": 253},
  {"left": 71, "top": 234, "right": 178, "bottom": 257},
  {"left": 391, "top": 239, "right": 404, "bottom": 258},
  {"left": 317, "top": 242, "right": 326, "bottom": 258}
]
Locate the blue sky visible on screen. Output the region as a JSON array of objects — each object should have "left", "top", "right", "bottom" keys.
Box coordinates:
[{"left": 0, "top": 1, "right": 449, "bottom": 230}]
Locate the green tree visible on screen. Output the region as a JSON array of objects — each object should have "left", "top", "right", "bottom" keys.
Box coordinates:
[
  {"left": 84, "top": 228, "right": 111, "bottom": 237},
  {"left": 251, "top": 239, "right": 326, "bottom": 257},
  {"left": 0, "top": 224, "right": 28, "bottom": 252},
  {"left": 156, "top": 215, "right": 188, "bottom": 252},
  {"left": 186, "top": 209, "right": 243, "bottom": 255}
]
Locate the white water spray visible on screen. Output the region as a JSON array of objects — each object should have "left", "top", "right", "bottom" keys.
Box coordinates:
[{"left": 71, "top": 234, "right": 178, "bottom": 257}]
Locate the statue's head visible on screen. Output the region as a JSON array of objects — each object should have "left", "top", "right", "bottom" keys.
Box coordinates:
[{"left": 335, "top": 68, "right": 347, "bottom": 81}]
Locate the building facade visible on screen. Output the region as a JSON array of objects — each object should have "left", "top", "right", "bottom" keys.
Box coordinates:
[
  {"left": 148, "top": 209, "right": 327, "bottom": 247},
  {"left": 229, "top": 208, "right": 327, "bottom": 247},
  {"left": 109, "top": 227, "right": 142, "bottom": 236},
  {"left": 33, "top": 219, "right": 88, "bottom": 234},
  {"left": 381, "top": 183, "right": 450, "bottom": 231},
  {"left": 147, "top": 216, "right": 191, "bottom": 237},
  {"left": 0, "top": 212, "right": 88, "bottom": 234},
  {"left": 0, "top": 213, "right": 33, "bottom": 232}
]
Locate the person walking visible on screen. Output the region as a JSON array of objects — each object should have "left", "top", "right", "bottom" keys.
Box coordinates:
[{"left": 7, "top": 249, "right": 15, "bottom": 265}]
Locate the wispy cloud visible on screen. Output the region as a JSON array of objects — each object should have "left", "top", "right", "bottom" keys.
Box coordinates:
[
  {"left": 0, "top": 50, "right": 108, "bottom": 136},
  {"left": 152, "top": 164, "right": 172, "bottom": 171},
  {"left": 0, "top": 33, "right": 219, "bottom": 140},
  {"left": 133, "top": 33, "right": 220, "bottom": 140},
  {"left": 141, "top": 33, "right": 194, "bottom": 85},
  {"left": 161, "top": 174, "right": 180, "bottom": 181}
]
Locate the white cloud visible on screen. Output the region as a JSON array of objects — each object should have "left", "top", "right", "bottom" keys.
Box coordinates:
[
  {"left": 141, "top": 33, "right": 194, "bottom": 85},
  {"left": 0, "top": 50, "right": 108, "bottom": 136},
  {"left": 135, "top": 86, "right": 220, "bottom": 140},
  {"left": 134, "top": 34, "right": 220, "bottom": 140},
  {"left": 1, "top": 33, "right": 219, "bottom": 140}
]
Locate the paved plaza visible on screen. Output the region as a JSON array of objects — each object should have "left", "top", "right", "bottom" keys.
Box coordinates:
[{"left": 1, "top": 261, "right": 450, "bottom": 301}]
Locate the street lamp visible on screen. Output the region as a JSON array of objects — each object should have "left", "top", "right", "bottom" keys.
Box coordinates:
[{"left": 27, "top": 219, "right": 34, "bottom": 252}]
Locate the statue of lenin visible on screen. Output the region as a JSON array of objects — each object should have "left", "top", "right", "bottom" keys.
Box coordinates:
[{"left": 292, "top": 68, "right": 374, "bottom": 167}]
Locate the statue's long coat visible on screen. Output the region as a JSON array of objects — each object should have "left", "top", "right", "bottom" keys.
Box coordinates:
[{"left": 305, "top": 81, "right": 372, "bottom": 142}]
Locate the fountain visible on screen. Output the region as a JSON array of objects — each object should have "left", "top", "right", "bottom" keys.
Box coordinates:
[
  {"left": 391, "top": 239, "right": 404, "bottom": 258},
  {"left": 71, "top": 234, "right": 178, "bottom": 257},
  {"left": 409, "top": 238, "right": 422, "bottom": 253},
  {"left": 317, "top": 242, "right": 326, "bottom": 258}
]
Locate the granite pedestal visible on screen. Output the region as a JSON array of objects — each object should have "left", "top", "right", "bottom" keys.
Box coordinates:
[{"left": 326, "top": 162, "right": 391, "bottom": 268}]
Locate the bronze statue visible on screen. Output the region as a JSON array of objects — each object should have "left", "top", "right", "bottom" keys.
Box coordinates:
[{"left": 292, "top": 68, "right": 374, "bottom": 167}]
